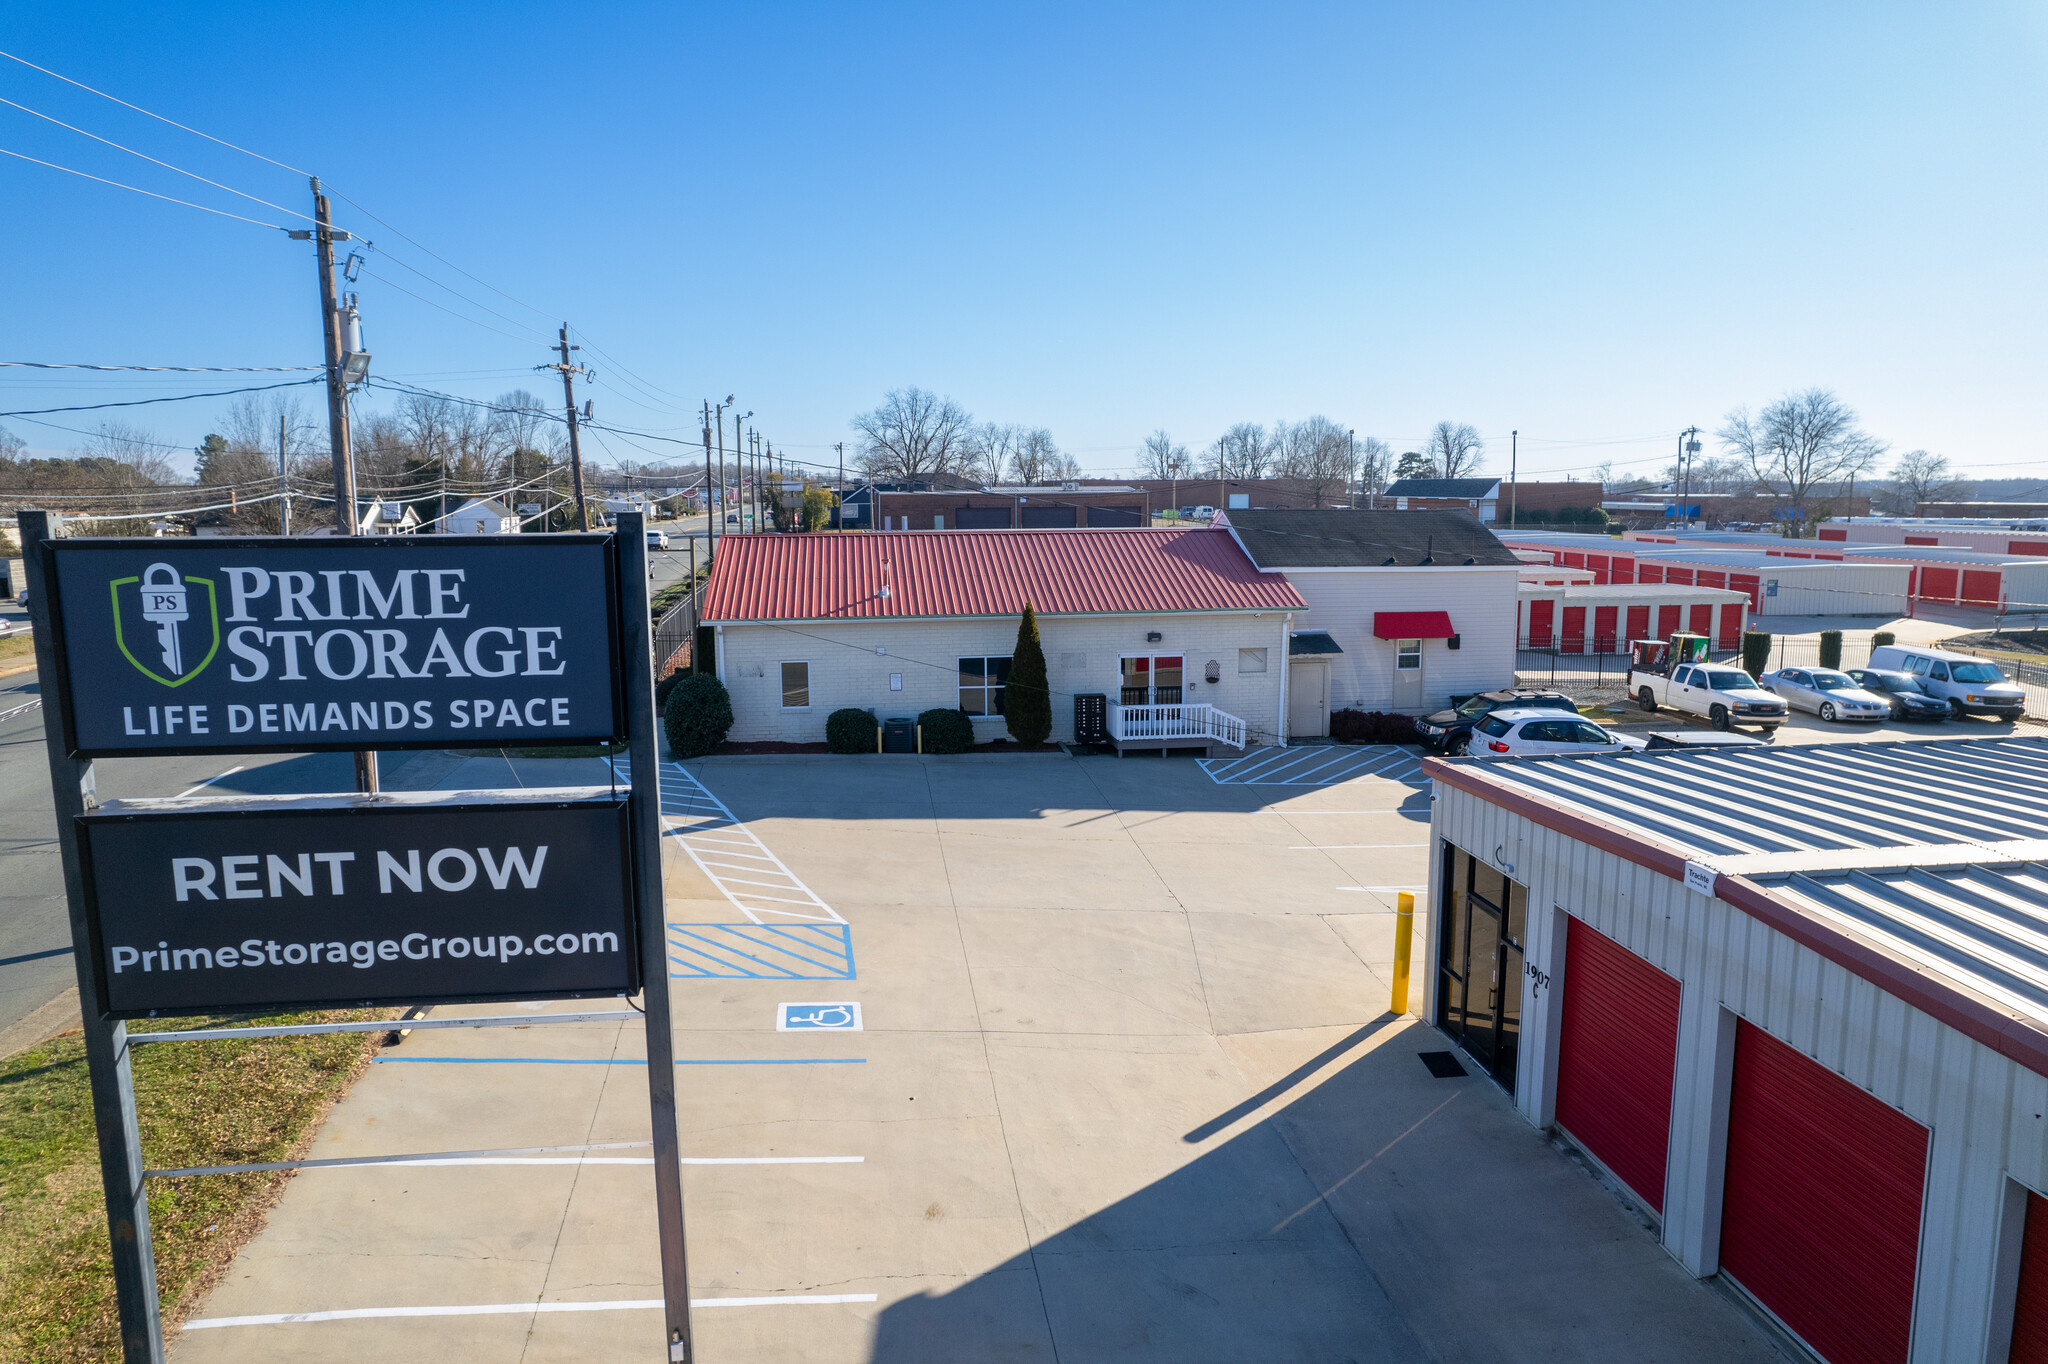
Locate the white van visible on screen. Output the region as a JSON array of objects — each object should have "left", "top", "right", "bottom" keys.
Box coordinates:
[{"left": 1866, "top": 644, "right": 2025, "bottom": 720}]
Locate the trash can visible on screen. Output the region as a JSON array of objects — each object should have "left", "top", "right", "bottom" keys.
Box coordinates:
[
  {"left": 881, "top": 716, "right": 915, "bottom": 753},
  {"left": 1074, "top": 693, "right": 1107, "bottom": 745}
]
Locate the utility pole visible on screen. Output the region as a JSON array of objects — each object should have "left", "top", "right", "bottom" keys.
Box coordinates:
[
  {"left": 278, "top": 412, "right": 291, "bottom": 537},
  {"left": 551, "top": 326, "right": 590, "bottom": 531},
  {"left": 1510, "top": 430, "right": 1519, "bottom": 529},
  {"left": 1676, "top": 426, "right": 1701, "bottom": 528},
  {"left": 703, "top": 401, "right": 716, "bottom": 562},
  {"left": 298, "top": 178, "right": 377, "bottom": 793},
  {"left": 836, "top": 441, "right": 845, "bottom": 529}
]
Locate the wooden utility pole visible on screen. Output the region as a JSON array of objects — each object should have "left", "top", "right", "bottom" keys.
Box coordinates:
[
  {"left": 836, "top": 441, "right": 845, "bottom": 530},
  {"left": 703, "top": 401, "right": 717, "bottom": 563},
  {"left": 279, "top": 412, "right": 292, "bottom": 537},
  {"left": 552, "top": 326, "right": 590, "bottom": 531}
]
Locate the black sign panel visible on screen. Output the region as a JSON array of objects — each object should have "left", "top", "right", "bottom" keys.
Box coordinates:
[
  {"left": 44, "top": 535, "right": 621, "bottom": 756},
  {"left": 77, "top": 793, "right": 637, "bottom": 1017}
]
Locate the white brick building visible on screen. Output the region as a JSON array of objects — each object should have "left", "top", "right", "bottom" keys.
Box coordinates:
[{"left": 700, "top": 528, "right": 1307, "bottom": 749}]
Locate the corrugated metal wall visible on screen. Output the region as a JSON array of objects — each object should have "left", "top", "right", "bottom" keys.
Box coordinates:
[{"left": 1426, "top": 781, "right": 2048, "bottom": 1363}]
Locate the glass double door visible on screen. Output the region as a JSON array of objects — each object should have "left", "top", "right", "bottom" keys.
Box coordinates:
[
  {"left": 1120, "top": 655, "right": 1183, "bottom": 705},
  {"left": 1436, "top": 844, "right": 1526, "bottom": 1089}
]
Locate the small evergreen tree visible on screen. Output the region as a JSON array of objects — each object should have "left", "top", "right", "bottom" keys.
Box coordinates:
[
  {"left": 1005, "top": 603, "right": 1051, "bottom": 747},
  {"left": 1741, "top": 631, "right": 1772, "bottom": 679},
  {"left": 1872, "top": 631, "right": 1895, "bottom": 650},
  {"left": 1818, "top": 630, "right": 1843, "bottom": 670},
  {"left": 663, "top": 674, "right": 733, "bottom": 758}
]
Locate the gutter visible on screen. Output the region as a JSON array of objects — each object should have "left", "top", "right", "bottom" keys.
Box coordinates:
[{"left": 1421, "top": 755, "right": 2048, "bottom": 1083}]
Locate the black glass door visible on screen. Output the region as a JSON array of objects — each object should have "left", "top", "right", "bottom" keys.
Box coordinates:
[{"left": 1435, "top": 844, "right": 1528, "bottom": 1092}]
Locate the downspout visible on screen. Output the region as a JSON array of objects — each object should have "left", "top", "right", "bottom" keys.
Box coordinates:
[
  {"left": 1277, "top": 612, "right": 1291, "bottom": 746},
  {"left": 715, "top": 623, "right": 726, "bottom": 684}
]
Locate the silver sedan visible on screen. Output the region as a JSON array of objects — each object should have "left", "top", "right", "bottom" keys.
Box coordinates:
[{"left": 1760, "top": 667, "right": 1891, "bottom": 722}]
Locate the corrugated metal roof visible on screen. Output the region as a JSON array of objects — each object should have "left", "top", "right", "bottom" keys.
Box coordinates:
[
  {"left": 1226, "top": 509, "right": 1522, "bottom": 568},
  {"left": 1754, "top": 862, "right": 2048, "bottom": 1026},
  {"left": 1462, "top": 736, "right": 2048, "bottom": 858},
  {"left": 700, "top": 527, "right": 1306, "bottom": 622},
  {"left": 1836, "top": 545, "right": 2044, "bottom": 566},
  {"left": 1382, "top": 477, "right": 1500, "bottom": 498}
]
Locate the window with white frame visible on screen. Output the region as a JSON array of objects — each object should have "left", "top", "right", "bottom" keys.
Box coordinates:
[
  {"left": 1396, "top": 639, "right": 1422, "bottom": 671},
  {"left": 959, "top": 655, "right": 1011, "bottom": 715},
  {"left": 781, "top": 661, "right": 810, "bottom": 708},
  {"left": 1239, "top": 647, "right": 1268, "bottom": 674}
]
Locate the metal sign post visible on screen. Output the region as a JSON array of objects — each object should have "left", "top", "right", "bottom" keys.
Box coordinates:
[
  {"left": 618, "top": 511, "right": 695, "bottom": 1360},
  {"left": 21, "top": 509, "right": 166, "bottom": 1361}
]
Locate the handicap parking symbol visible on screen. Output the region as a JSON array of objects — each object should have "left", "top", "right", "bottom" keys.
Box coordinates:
[{"left": 777, "top": 1001, "right": 862, "bottom": 1032}]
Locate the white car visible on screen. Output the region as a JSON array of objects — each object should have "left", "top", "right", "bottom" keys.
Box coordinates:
[
  {"left": 1759, "top": 667, "right": 1889, "bottom": 723},
  {"left": 1470, "top": 708, "right": 1646, "bottom": 758},
  {"left": 646, "top": 530, "right": 670, "bottom": 550}
]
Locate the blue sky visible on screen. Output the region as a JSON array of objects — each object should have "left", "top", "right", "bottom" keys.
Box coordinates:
[{"left": 2, "top": 2, "right": 2044, "bottom": 484}]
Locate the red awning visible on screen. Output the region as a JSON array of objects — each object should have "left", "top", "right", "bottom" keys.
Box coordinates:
[{"left": 1373, "top": 610, "right": 1456, "bottom": 640}]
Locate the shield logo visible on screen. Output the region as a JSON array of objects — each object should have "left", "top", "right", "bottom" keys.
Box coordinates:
[{"left": 109, "top": 565, "right": 220, "bottom": 687}]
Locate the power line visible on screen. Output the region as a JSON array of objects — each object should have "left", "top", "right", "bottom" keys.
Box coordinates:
[
  {"left": 1, "top": 362, "right": 320, "bottom": 372},
  {"left": 0, "top": 378, "right": 321, "bottom": 418},
  {"left": 357, "top": 269, "right": 553, "bottom": 346},
  {"left": 0, "top": 47, "right": 312, "bottom": 177},
  {"left": 0, "top": 145, "right": 285, "bottom": 229},
  {"left": 364, "top": 243, "right": 555, "bottom": 342},
  {"left": 0, "top": 94, "right": 317, "bottom": 223}
]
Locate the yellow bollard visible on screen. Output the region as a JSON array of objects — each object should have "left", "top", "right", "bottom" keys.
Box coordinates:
[{"left": 1391, "top": 890, "right": 1416, "bottom": 1015}]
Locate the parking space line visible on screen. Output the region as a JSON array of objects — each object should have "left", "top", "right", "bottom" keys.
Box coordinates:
[
  {"left": 615, "top": 759, "right": 846, "bottom": 925},
  {"left": 186, "top": 1294, "right": 881, "bottom": 1329},
  {"left": 1201, "top": 743, "right": 1432, "bottom": 787},
  {"left": 373, "top": 1057, "right": 867, "bottom": 1066},
  {"left": 668, "top": 923, "right": 856, "bottom": 979}
]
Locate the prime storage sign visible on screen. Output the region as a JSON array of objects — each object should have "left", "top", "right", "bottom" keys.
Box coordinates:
[
  {"left": 76, "top": 792, "right": 637, "bottom": 1016},
  {"left": 44, "top": 536, "right": 621, "bottom": 756}
]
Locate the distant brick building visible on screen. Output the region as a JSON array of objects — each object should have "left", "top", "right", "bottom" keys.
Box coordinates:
[
  {"left": 1380, "top": 478, "right": 1601, "bottom": 524},
  {"left": 1083, "top": 476, "right": 1332, "bottom": 512},
  {"left": 871, "top": 485, "right": 1151, "bottom": 530}
]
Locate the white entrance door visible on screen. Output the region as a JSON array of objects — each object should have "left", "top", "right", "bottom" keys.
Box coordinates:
[
  {"left": 1391, "top": 638, "right": 1424, "bottom": 709},
  {"left": 1288, "top": 660, "right": 1329, "bottom": 738}
]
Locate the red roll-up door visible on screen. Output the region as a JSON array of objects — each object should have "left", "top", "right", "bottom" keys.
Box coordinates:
[
  {"left": 1528, "top": 599, "right": 1554, "bottom": 648},
  {"left": 1639, "top": 562, "right": 1665, "bottom": 584},
  {"left": 1561, "top": 606, "right": 1587, "bottom": 654},
  {"left": 1554, "top": 918, "right": 1680, "bottom": 1212},
  {"left": 1611, "top": 557, "right": 1635, "bottom": 583},
  {"left": 1697, "top": 570, "right": 1727, "bottom": 590},
  {"left": 1565, "top": 551, "right": 1585, "bottom": 568},
  {"left": 1667, "top": 568, "right": 1696, "bottom": 586},
  {"left": 1593, "top": 605, "right": 1619, "bottom": 653},
  {"left": 1656, "top": 604, "right": 1681, "bottom": 639},
  {"left": 2012, "top": 1191, "right": 2048, "bottom": 1364},
  {"left": 1906, "top": 535, "right": 1938, "bottom": 545},
  {"left": 1717, "top": 603, "right": 1743, "bottom": 649},
  {"left": 1719, "top": 1022, "right": 1928, "bottom": 1364},
  {"left": 2009, "top": 541, "right": 2048, "bottom": 557},
  {"left": 1732, "top": 574, "right": 1761, "bottom": 610},
  {"left": 1820, "top": 527, "right": 1847, "bottom": 541},
  {"left": 1587, "top": 554, "right": 1609, "bottom": 584},
  {"left": 1962, "top": 570, "right": 2002, "bottom": 608},
  {"left": 1688, "top": 603, "right": 1713, "bottom": 637},
  {"left": 1921, "top": 567, "right": 1959, "bottom": 601},
  {"left": 1625, "top": 604, "right": 1650, "bottom": 643}
]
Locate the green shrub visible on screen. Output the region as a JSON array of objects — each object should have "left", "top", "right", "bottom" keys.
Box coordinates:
[
  {"left": 655, "top": 669, "right": 686, "bottom": 711},
  {"left": 1872, "top": 630, "right": 1895, "bottom": 650},
  {"left": 917, "top": 708, "right": 974, "bottom": 754},
  {"left": 1005, "top": 603, "right": 1052, "bottom": 747},
  {"left": 1520, "top": 508, "right": 1551, "bottom": 525},
  {"left": 826, "top": 707, "right": 877, "bottom": 754},
  {"left": 1742, "top": 631, "right": 1772, "bottom": 679},
  {"left": 663, "top": 674, "right": 733, "bottom": 758},
  {"left": 1818, "top": 629, "right": 1843, "bottom": 670}
]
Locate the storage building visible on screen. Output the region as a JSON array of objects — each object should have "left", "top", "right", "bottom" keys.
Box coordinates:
[
  {"left": 1517, "top": 582, "right": 1750, "bottom": 652},
  {"left": 1499, "top": 532, "right": 1911, "bottom": 617},
  {"left": 1421, "top": 736, "right": 2048, "bottom": 1363}
]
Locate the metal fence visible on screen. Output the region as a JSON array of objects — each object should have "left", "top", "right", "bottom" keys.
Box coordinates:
[{"left": 654, "top": 595, "right": 698, "bottom": 674}]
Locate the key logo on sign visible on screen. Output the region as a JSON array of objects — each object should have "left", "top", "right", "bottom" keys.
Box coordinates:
[
  {"left": 777, "top": 1002, "right": 862, "bottom": 1031},
  {"left": 109, "top": 564, "right": 221, "bottom": 686}
]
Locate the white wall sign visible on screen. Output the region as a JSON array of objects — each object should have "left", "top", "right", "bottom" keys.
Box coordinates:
[{"left": 1683, "top": 861, "right": 1718, "bottom": 897}]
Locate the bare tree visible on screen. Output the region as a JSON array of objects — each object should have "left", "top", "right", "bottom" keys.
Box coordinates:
[
  {"left": 79, "top": 421, "right": 179, "bottom": 485},
  {"left": 1138, "top": 430, "right": 1190, "bottom": 482},
  {"left": 1009, "top": 427, "right": 1064, "bottom": 484},
  {"left": 1421, "top": 421, "right": 1484, "bottom": 479},
  {"left": 1886, "top": 449, "right": 1959, "bottom": 514},
  {"left": 964, "top": 422, "right": 1022, "bottom": 485},
  {"left": 0, "top": 424, "right": 24, "bottom": 460},
  {"left": 1276, "top": 416, "right": 1357, "bottom": 507},
  {"left": 1216, "top": 422, "right": 1277, "bottom": 479},
  {"left": 852, "top": 387, "right": 975, "bottom": 480},
  {"left": 1719, "top": 389, "right": 1884, "bottom": 533},
  {"left": 1355, "top": 436, "right": 1392, "bottom": 505}
]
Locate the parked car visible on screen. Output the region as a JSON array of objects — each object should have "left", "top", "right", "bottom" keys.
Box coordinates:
[
  {"left": 646, "top": 530, "right": 670, "bottom": 550},
  {"left": 1415, "top": 689, "right": 1580, "bottom": 755},
  {"left": 1642, "top": 730, "right": 1769, "bottom": 750},
  {"left": 1845, "top": 668, "right": 1951, "bottom": 722},
  {"left": 1470, "top": 709, "right": 1644, "bottom": 758},
  {"left": 1759, "top": 667, "right": 1890, "bottom": 723},
  {"left": 1866, "top": 644, "right": 2026, "bottom": 720},
  {"left": 1192, "top": 505, "right": 1216, "bottom": 520},
  {"left": 1629, "top": 637, "right": 1786, "bottom": 732}
]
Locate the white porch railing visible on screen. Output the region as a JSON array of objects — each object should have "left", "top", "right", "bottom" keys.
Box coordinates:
[{"left": 1107, "top": 702, "right": 1247, "bottom": 749}]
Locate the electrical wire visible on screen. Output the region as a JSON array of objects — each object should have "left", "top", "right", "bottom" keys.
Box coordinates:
[
  {"left": 0, "top": 94, "right": 317, "bottom": 223},
  {"left": 0, "top": 377, "right": 322, "bottom": 417},
  {"left": 357, "top": 269, "right": 553, "bottom": 347},
  {"left": 1, "top": 362, "right": 320, "bottom": 372},
  {"left": 364, "top": 243, "right": 555, "bottom": 342},
  {"left": 0, "top": 48, "right": 312, "bottom": 177},
  {"left": 0, "top": 145, "right": 285, "bottom": 229}
]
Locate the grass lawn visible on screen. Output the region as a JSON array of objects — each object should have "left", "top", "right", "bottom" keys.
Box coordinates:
[
  {"left": 0, "top": 632, "right": 33, "bottom": 664},
  {"left": 0, "top": 1009, "right": 389, "bottom": 1360}
]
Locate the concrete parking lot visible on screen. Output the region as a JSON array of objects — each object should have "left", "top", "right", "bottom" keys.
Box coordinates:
[{"left": 173, "top": 751, "right": 1785, "bottom": 1362}]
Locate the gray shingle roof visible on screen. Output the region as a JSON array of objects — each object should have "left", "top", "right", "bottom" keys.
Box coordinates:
[
  {"left": 1382, "top": 478, "right": 1500, "bottom": 499},
  {"left": 1224, "top": 509, "right": 1522, "bottom": 569}
]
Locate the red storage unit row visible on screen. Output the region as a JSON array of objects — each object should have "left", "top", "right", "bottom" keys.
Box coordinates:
[
  {"left": 1518, "top": 585, "right": 1748, "bottom": 654},
  {"left": 2013, "top": 1192, "right": 2048, "bottom": 1364}
]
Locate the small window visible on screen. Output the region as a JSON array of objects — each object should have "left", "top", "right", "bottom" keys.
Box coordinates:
[
  {"left": 934, "top": 514, "right": 945, "bottom": 530},
  {"left": 1929, "top": 662, "right": 1950, "bottom": 681},
  {"left": 1227, "top": 493, "right": 1250, "bottom": 509},
  {"left": 1396, "top": 639, "right": 1422, "bottom": 671},
  {"left": 959, "top": 655, "right": 1011, "bottom": 716},
  {"left": 1239, "top": 647, "right": 1268, "bottom": 674},
  {"left": 1572, "top": 723, "right": 1611, "bottom": 744},
  {"left": 1476, "top": 715, "right": 1512, "bottom": 737},
  {"left": 780, "top": 661, "right": 810, "bottom": 709}
]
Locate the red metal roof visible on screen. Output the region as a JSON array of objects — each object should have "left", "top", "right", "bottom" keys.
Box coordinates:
[{"left": 701, "top": 528, "right": 1305, "bottom": 622}]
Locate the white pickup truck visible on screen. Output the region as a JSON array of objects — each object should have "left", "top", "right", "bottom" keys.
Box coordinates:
[{"left": 1629, "top": 638, "right": 1788, "bottom": 733}]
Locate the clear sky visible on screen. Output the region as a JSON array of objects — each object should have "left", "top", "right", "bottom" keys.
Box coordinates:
[{"left": 2, "top": 2, "right": 2044, "bottom": 486}]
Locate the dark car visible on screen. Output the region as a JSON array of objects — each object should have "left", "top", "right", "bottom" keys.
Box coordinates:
[
  {"left": 1415, "top": 689, "right": 1578, "bottom": 754},
  {"left": 1846, "top": 668, "right": 1950, "bottom": 721}
]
